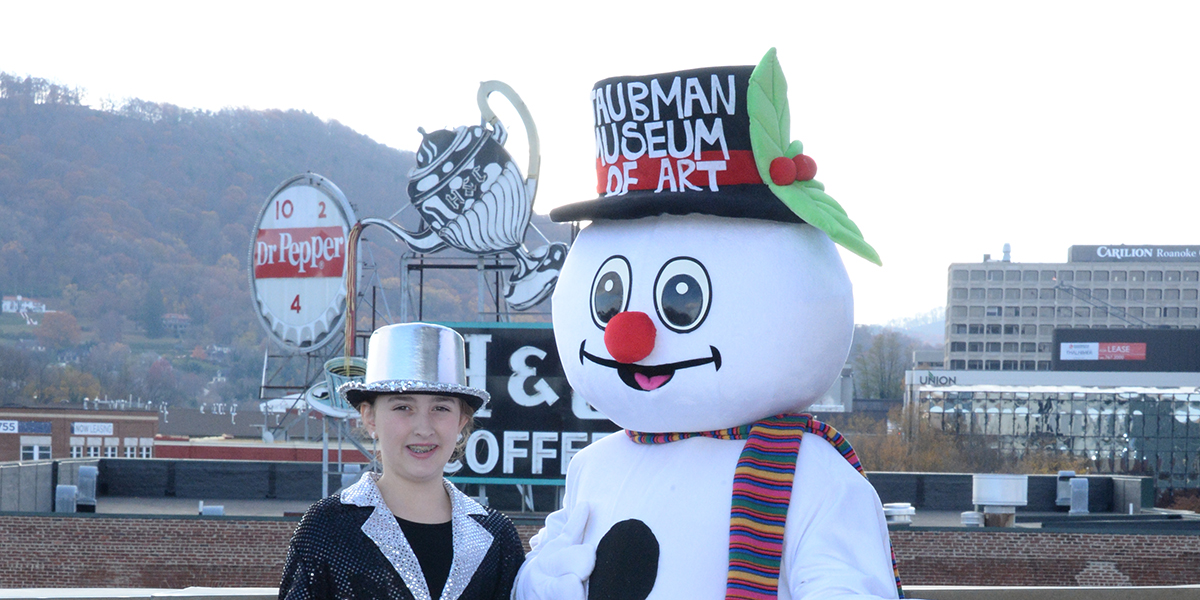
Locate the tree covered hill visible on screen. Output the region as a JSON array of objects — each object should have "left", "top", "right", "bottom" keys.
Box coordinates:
[{"left": 0, "top": 74, "right": 416, "bottom": 346}]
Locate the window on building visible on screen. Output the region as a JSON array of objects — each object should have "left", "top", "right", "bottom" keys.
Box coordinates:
[
  {"left": 950, "top": 360, "right": 966, "bottom": 370},
  {"left": 967, "top": 360, "right": 983, "bottom": 370},
  {"left": 1005, "top": 288, "right": 1020, "bottom": 300},
  {"left": 986, "top": 342, "right": 1002, "bottom": 352},
  {"left": 1023, "top": 288, "right": 1038, "bottom": 300},
  {"left": 1004, "top": 324, "right": 1020, "bottom": 334},
  {"left": 969, "top": 288, "right": 985, "bottom": 300},
  {"left": 1095, "top": 307, "right": 1108, "bottom": 318},
  {"left": 952, "top": 270, "right": 969, "bottom": 281},
  {"left": 1147, "top": 289, "right": 1162, "bottom": 301},
  {"left": 103, "top": 446, "right": 117, "bottom": 458},
  {"left": 985, "top": 360, "right": 1001, "bottom": 370},
  {"left": 1038, "top": 342, "right": 1052, "bottom": 353},
  {"left": 1165, "top": 307, "right": 1180, "bottom": 318},
  {"left": 1129, "top": 307, "right": 1144, "bottom": 318},
  {"left": 1183, "top": 271, "right": 1199, "bottom": 282},
  {"left": 1165, "top": 289, "right": 1180, "bottom": 301},
  {"left": 1075, "top": 307, "right": 1091, "bottom": 318},
  {"left": 1111, "top": 289, "right": 1126, "bottom": 300},
  {"left": 70, "top": 446, "right": 84, "bottom": 458},
  {"left": 139, "top": 446, "right": 152, "bottom": 459},
  {"left": 1057, "top": 307, "right": 1073, "bottom": 318},
  {"left": 1093, "top": 271, "right": 1109, "bottom": 282},
  {"left": 1058, "top": 271, "right": 1074, "bottom": 281},
  {"left": 1004, "top": 307, "right": 1020, "bottom": 317},
  {"left": 1039, "top": 288, "right": 1055, "bottom": 300},
  {"left": 1020, "top": 360, "right": 1036, "bottom": 370},
  {"left": 1130, "top": 270, "right": 1144, "bottom": 282},
  {"left": 953, "top": 324, "right": 968, "bottom": 334},
  {"left": 1183, "top": 307, "right": 1198, "bottom": 318},
  {"left": 952, "top": 288, "right": 968, "bottom": 299},
  {"left": 1023, "top": 307, "right": 1037, "bottom": 317},
  {"left": 1037, "top": 361, "right": 1052, "bottom": 371},
  {"left": 969, "top": 306, "right": 984, "bottom": 318},
  {"left": 1005, "top": 270, "right": 1021, "bottom": 282},
  {"left": 1112, "top": 271, "right": 1128, "bottom": 282},
  {"left": 1129, "top": 289, "right": 1145, "bottom": 301},
  {"left": 988, "top": 289, "right": 1003, "bottom": 300},
  {"left": 1146, "top": 307, "right": 1161, "bottom": 318},
  {"left": 986, "top": 306, "right": 1002, "bottom": 317},
  {"left": 1002, "top": 343, "right": 1019, "bottom": 352},
  {"left": 124, "top": 446, "right": 137, "bottom": 458},
  {"left": 971, "top": 270, "right": 986, "bottom": 281},
  {"left": 1001, "top": 360, "right": 1018, "bottom": 370},
  {"left": 950, "top": 342, "right": 967, "bottom": 352},
  {"left": 988, "top": 270, "right": 1004, "bottom": 281},
  {"left": 1093, "top": 289, "right": 1109, "bottom": 300},
  {"left": 1020, "top": 325, "right": 1037, "bottom": 336},
  {"left": 1147, "top": 271, "right": 1163, "bottom": 282},
  {"left": 986, "top": 324, "right": 1001, "bottom": 334},
  {"left": 1040, "top": 306, "right": 1054, "bottom": 319},
  {"left": 969, "top": 324, "right": 985, "bottom": 334},
  {"left": 87, "top": 446, "right": 100, "bottom": 458},
  {"left": 952, "top": 306, "right": 968, "bottom": 318},
  {"left": 1076, "top": 271, "right": 1092, "bottom": 282},
  {"left": 968, "top": 342, "right": 984, "bottom": 352},
  {"left": 1021, "top": 342, "right": 1037, "bottom": 352},
  {"left": 1040, "top": 270, "right": 1057, "bottom": 281},
  {"left": 21, "top": 445, "right": 51, "bottom": 461},
  {"left": 1184, "top": 289, "right": 1198, "bottom": 301},
  {"left": 1021, "top": 270, "right": 1037, "bottom": 282},
  {"left": 1166, "top": 270, "right": 1181, "bottom": 282}
]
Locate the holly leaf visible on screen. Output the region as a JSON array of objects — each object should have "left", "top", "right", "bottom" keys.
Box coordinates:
[{"left": 748, "top": 48, "right": 882, "bottom": 266}]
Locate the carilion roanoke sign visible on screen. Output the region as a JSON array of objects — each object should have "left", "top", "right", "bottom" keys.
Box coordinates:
[{"left": 1069, "top": 245, "right": 1200, "bottom": 263}]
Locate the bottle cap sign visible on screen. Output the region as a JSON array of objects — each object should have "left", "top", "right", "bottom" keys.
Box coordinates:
[{"left": 249, "top": 173, "right": 357, "bottom": 353}]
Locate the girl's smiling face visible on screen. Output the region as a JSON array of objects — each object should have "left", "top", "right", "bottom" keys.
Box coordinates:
[{"left": 362, "top": 394, "right": 469, "bottom": 486}]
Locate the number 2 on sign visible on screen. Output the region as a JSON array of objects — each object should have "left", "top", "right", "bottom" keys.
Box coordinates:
[{"left": 291, "top": 295, "right": 302, "bottom": 313}]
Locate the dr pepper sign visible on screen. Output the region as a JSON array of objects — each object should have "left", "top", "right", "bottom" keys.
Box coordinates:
[{"left": 249, "top": 173, "right": 357, "bottom": 352}]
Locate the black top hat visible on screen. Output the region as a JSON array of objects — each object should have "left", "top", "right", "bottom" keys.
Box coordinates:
[{"left": 550, "top": 49, "right": 881, "bottom": 266}]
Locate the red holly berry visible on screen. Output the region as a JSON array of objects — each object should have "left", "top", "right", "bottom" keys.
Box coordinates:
[
  {"left": 793, "top": 154, "right": 817, "bottom": 181},
  {"left": 769, "top": 156, "right": 797, "bottom": 185}
]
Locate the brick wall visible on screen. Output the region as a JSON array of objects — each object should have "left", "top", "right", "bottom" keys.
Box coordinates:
[
  {"left": 0, "top": 514, "right": 295, "bottom": 588},
  {"left": 3, "top": 513, "right": 1199, "bottom": 588},
  {"left": 892, "top": 529, "right": 1200, "bottom": 587}
]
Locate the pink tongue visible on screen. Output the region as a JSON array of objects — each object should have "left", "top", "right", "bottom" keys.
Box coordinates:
[{"left": 634, "top": 373, "right": 671, "bottom": 391}]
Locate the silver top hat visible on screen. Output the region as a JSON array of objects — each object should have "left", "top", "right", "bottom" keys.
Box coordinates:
[{"left": 339, "top": 323, "right": 489, "bottom": 411}]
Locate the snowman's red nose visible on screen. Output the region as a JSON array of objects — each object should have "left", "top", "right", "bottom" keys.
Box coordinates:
[{"left": 604, "top": 311, "right": 656, "bottom": 364}]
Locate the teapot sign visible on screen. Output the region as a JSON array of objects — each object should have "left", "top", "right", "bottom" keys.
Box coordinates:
[{"left": 365, "top": 82, "right": 568, "bottom": 310}]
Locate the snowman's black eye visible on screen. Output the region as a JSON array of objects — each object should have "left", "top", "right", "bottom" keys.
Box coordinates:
[
  {"left": 591, "top": 256, "right": 631, "bottom": 329},
  {"left": 654, "top": 257, "right": 711, "bottom": 333}
]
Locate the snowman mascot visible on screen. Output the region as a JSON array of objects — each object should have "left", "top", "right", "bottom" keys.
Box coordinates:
[{"left": 515, "top": 49, "right": 902, "bottom": 600}]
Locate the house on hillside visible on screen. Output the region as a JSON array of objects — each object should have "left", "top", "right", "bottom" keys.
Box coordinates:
[
  {"left": 162, "top": 313, "right": 190, "bottom": 337},
  {"left": 2, "top": 295, "right": 47, "bottom": 313}
]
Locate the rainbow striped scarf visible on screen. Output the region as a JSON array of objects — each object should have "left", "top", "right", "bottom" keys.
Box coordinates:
[{"left": 627, "top": 413, "right": 903, "bottom": 599}]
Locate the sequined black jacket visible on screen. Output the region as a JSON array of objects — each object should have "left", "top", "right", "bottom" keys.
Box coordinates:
[{"left": 279, "top": 475, "right": 524, "bottom": 600}]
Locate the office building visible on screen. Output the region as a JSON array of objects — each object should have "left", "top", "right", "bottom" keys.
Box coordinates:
[{"left": 943, "top": 244, "right": 1200, "bottom": 371}]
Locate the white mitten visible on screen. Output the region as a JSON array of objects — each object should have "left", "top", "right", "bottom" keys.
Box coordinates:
[{"left": 514, "top": 502, "right": 595, "bottom": 600}]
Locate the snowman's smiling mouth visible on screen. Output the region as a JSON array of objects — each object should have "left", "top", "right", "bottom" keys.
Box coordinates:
[{"left": 579, "top": 341, "right": 722, "bottom": 392}]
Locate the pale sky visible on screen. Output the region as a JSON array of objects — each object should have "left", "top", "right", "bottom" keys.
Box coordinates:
[{"left": 4, "top": 1, "right": 1198, "bottom": 325}]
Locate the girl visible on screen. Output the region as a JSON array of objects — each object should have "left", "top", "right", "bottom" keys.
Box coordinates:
[{"left": 280, "top": 323, "right": 524, "bottom": 600}]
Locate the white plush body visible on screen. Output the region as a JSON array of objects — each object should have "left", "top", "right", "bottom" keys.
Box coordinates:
[
  {"left": 515, "top": 214, "right": 899, "bottom": 599},
  {"left": 538, "top": 432, "right": 898, "bottom": 599}
]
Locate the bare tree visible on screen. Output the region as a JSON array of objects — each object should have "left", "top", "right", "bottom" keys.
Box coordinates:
[{"left": 852, "top": 328, "right": 915, "bottom": 399}]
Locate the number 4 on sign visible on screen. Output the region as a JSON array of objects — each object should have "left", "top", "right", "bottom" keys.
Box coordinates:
[{"left": 291, "top": 295, "right": 301, "bottom": 313}]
